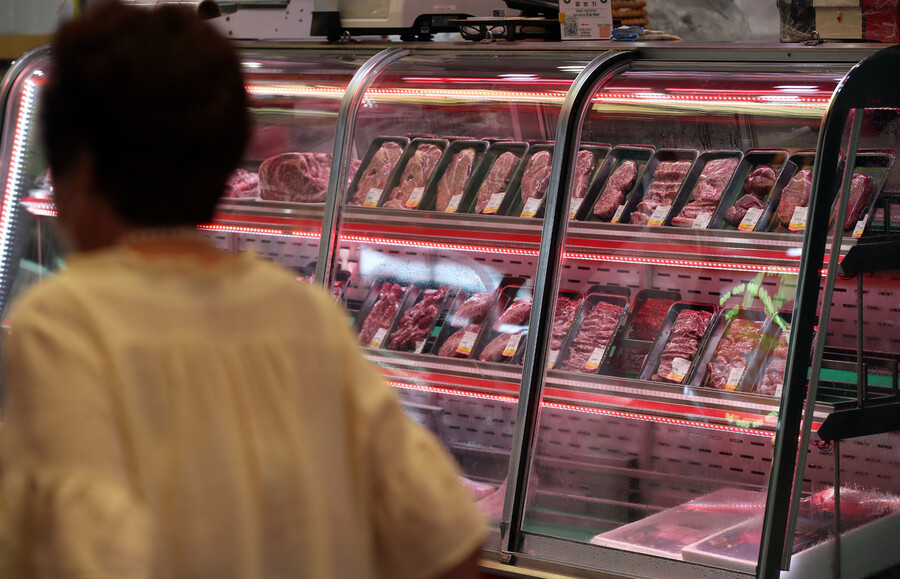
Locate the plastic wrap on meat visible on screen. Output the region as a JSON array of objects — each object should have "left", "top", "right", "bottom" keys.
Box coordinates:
[
  {"left": 388, "top": 287, "right": 447, "bottom": 351},
  {"left": 436, "top": 148, "right": 476, "bottom": 211},
  {"left": 551, "top": 296, "right": 580, "bottom": 351},
  {"left": 744, "top": 165, "right": 777, "bottom": 198},
  {"left": 833, "top": 172, "right": 874, "bottom": 230},
  {"left": 259, "top": 152, "right": 333, "bottom": 202},
  {"left": 350, "top": 141, "right": 404, "bottom": 206},
  {"left": 358, "top": 283, "right": 405, "bottom": 345},
  {"left": 594, "top": 161, "right": 637, "bottom": 220},
  {"left": 572, "top": 149, "right": 597, "bottom": 200},
  {"left": 496, "top": 297, "right": 533, "bottom": 327},
  {"left": 224, "top": 168, "right": 259, "bottom": 199},
  {"left": 630, "top": 160, "right": 692, "bottom": 225},
  {"left": 520, "top": 150, "right": 553, "bottom": 203},
  {"left": 382, "top": 143, "right": 443, "bottom": 209},
  {"left": 725, "top": 194, "right": 766, "bottom": 226},
  {"left": 478, "top": 332, "right": 519, "bottom": 362},
  {"left": 452, "top": 291, "right": 493, "bottom": 325},
  {"left": 703, "top": 319, "right": 763, "bottom": 390},
  {"left": 438, "top": 323, "right": 481, "bottom": 358},
  {"left": 777, "top": 169, "right": 812, "bottom": 228},
  {"left": 652, "top": 309, "right": 713, "bottom": 383},
  {"left": 475, "top": 151, "right": 520, "bottom": 213},
  {"left": 758, "top": 328, "right": 789, "bottom": 396},
  {"left": 672, "top": 157, "right": 739, "bottom": 227},
  {"left": 561, "top": 301, "right": 624, "bottom": 373}
]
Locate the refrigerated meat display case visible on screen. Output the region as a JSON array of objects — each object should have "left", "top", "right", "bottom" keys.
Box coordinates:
[{"left": 2, "top": 41, "right": 900, "bottom": 579}]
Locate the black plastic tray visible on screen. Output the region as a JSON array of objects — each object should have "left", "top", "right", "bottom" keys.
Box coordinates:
[
  {"left": 553, "top": 293, "right": 630, "bottom": 374},
  {"left": 638, "top": 301, "right": 717, "bottom": 384},
  {"left": 744, "top": 312, "right": 792, "bottom": 397},
  {"left": 354, "top": 278, "right": 411, "bottom": 348},
  {"left": 830, "top": 149, "right": 896, "bottom": 237},
  {"left": 620, "top": 148, "right": 699, "bottom": 226},
  {"left": 602, "top": 288, "right": 682, "bottom": 377},
  {"left": 565, "top": 145, "right": 612, "bottom": 219},
  {"left": 379, "top": 138, "right": 449, "bottom": 209},
  {"left": 385, "top": 285, "right": 457, "bottom": 354},
  {"left": 712, "top": 149, "right": 792, "bottom": 231},
  {"left": 476, "top": 285, "right": 538, "bottom": 364},
  {"left": 346, "top": 136, "right": 410, "bottom": 206},
  {"left": 667, "top": 150, "right": 743, "bottom": 229},
  {"left": 689, "top": 307, "right": 768, "bottom": 391},
  {"left": 419, "top": 139, "right": 489, "bottom": 212},
  {"left": 581, "top": 145, "right": 655, "bottom": 222},
  {"left": 506, "top": 144, "right": 555, "bottom": 218},
  {"left": 767, "top": 151, "right": 845, "bottom": 233},
  {"left": 431, "top": 290, "right": 497, "bottom": 359},
  {"left": 461, "top": 141, "right": 529, "bottom": 215}
]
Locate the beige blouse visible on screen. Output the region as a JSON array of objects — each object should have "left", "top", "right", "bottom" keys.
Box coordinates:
[{"left": 0, "top": 245, "right": 486, "bottom": 578}]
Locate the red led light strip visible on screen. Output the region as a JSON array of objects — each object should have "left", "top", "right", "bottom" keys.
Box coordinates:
[
  {"left": 563, "top": 251, "right": 801, "bottom": 274},
  {"left": 197, "top": 224, "right": 320, "bottom": 239},
  {"left": 592, "top": 93, "right": 829, "bottom": 108},
  {"left": 340, "top": 233, "right": 541, "bottom": 257},
  {"left": 245, "top": 85, "right": 346, "bottom": 97}
]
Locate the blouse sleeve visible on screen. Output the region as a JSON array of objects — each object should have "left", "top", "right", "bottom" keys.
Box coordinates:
[{"left": 0, "top": 291, "right": 153, "bottom": 578}]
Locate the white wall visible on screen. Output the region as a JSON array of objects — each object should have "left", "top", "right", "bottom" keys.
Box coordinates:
[{"left": 0, "top": 0, "right": 75, "bottom": 35}]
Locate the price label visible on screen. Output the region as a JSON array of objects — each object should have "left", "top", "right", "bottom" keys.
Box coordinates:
[
  {"left": 725, "top": 366, "right": 745, "bottom": 391},
  {"left": 503, "top": 333, "right": 523, "bottom": 357},
  {"left": 363, "top": 188, "right": 382, "bottom": 207},
  {"left": 789, "top": 205, "right": 808, "bottom": 232},
  {"left": 483, "top": 192, "right": 506, "bottom": 214},
  {"left": 520, "top": 197, "right": 542, "bottom": 218},
  {"left": 445, "top": 193, "right": 463, "bottom": 213},
  {"left": 611, "top": 204, "right": 626, "bottom": 224},
  {"left": 852, "top": 215, "right": 868, "bottom": 239},
  {"left": 456, "top": 331, "right": 478, "bottom": 356},
  {"left": 774, "top": 382, "right": 785, "bottom": 397},
  {"left": 548, "top": 349, "right": 559, "bottom": 369},
  {"left": 648, "top": 205, "right": 670, "bottom": 226},
  {"left": 584, "top": 347, "right": 606, "bottom": 371},
  {"left": 739, "top": 207, "right": 763, "bottom": 231},
  {"left": 405, "top": 186, "right": 426, "bottom": 208},
  {"left": 692, "top": 212, "right": 712, "bottom": 229},
  {"left": 415, "top": 340, "right": 426, "bottom": 354},
  {"left": 569, "top": 197, "right": 584, "bottom": 219},
  {"left": 369, "top": 327, "right": 388, "bottom": 348},
  {"left": 666, "top": 357, "right": 691, "bottom": 383}
]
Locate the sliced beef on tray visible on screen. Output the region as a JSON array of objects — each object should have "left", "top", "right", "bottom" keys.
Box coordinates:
[
  {"left": 651, "top": 308, "right": 713, "bottom": 383},
  {"left": 758, "top": 328, "right": 789, "bottom": 396},
  {"left": 224, "top": 168, "right": 260, "bottom": 198},
  {"left": 594, "top": 161, "right": 637, "bottom": 220},
  {"left": 438, "top": 323, "right": 482, "bottom": 358},
  {"left": 388, "top": 287, "right": 447, "bottom": 351},
  {"left": 383, "top": 144, "right": 444, "bottom": 209},
  {"left": 436, "top": 148, "right": 477, "bottom": 211},
  {"left": 478, "top": 297, "right": 533, "bottom": 363},
  {"left": 561, "top": 301, "right": 624, "bottom": 373},
  {"left": 350, "top": 141, "right": 404, "bottom": 206},
  {"left": 832, "top": 172, "right": 874, "bottom": 230},
  {"left": 777, "top": 169, "right": 813, "bottom": 228},
  {"left": 475, "top": 151, "right": 520, "bottom": 213},
  {"left": 572, "top": 149, "right": 598, "bottom": 200},
  {"left": 630, "top": 160, "right": 693, "bottom": 225},
  {"left": 520, "top": 151, "right": 553, "bottom": 203},
  {"left": 451, "top": 291, "right": 494, "bottom": 325},
  {"left": 703, "top": 319, "right": 764, "bottom": 390},
  {"left": 259, "top": 152, "right": 334, "bottom": 202},
  {"left": 358, "top": 283, "right": 405, "bottom": 345},
  {"left": 551, "top": 296, "right": 580, "bottom": 351},
  {"left": 725, "top": 165, "right": 777, "bottom": 226},
  {"left": 612, "top": 297, "right": 675, "bottom": 373},
  {"left": 672, "top": 157, "right": 739, "bottom": 226}
]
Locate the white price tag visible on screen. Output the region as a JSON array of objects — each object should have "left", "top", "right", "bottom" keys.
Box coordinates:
[
  {"left": 569, "top": 197, "right": 584, "bottom": 219},
  {"left": 666, "top": 357, "right": 691, "bottom": 383},
  {"left": 520, "top": 197, "right": 542, "bottom": 218},
  {"left": 774, "top": 381, "right": 785, "bottom": 398},
  {"left": 789, "top": 205, "right": 808, "bottom": 232},
  {"left": 692, "top": 213, "right": 712, "bottom": 229},
  {"left": 369, "top": 327, "right": 388, "bottom": 348},
  {"left": 547, "top": 349, "right": 559, "bottom": 369},
  {"left": 852, "top": 215, "right": 868, "bottom": 239},
  {"left": 725, "top": 366, "right": 745, "bottom": 391},
  {"left": 584, "top": 347, "right": 606, "bottom": 371},
  {"left": 364, "top": 188, "right": 382, "bottom": 207},
  {"left": 456, "top": 331, "right": 478, "bottom": 356},
  {"left": 483, "top": 192, "right": 505, "bottom": 214},
  {"left": 503, "top": 333, "right": 523, "bottom": 357},
  {"left": 405, "top": 186, "right": 426, "bottom": 208},
  {"left": 648, "top": 204, "right": 670, "bottom": 226},
  {"left": 414, "top": 340, "right": 426, "bottom": 354},
  {"left": 739, "top": 207, "right": 763, "bottom": 231},
  {"left": 611, "top": 204, "right": 626, "bottom": 224},
  {"left": 445, "top": 193, "right": 463, "bottom": 213}
]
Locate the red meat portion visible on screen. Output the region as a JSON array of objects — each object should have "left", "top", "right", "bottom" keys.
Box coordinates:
[
  {"left": 630, "top": 160, "right": 692, "bottom": 225},
  {"left": 777, "top": 170, "right": 813, "bottom": 228},
  {"left": 703, "top": 318, "right": 763, "bottom": 390},
  {"left": 561, "top": 300, "right": 624, "bottom": 373},
  {"left": 478, "top": 332, "right": 520, "bottom": 362},
  {"left": 388, "top": 287, "right": 447, "bottom": 351},
  {"left": 496, "top": 297, "right": 533, "bottom": 327},
  {"left": 475, "top": 152, "right": 520, "bottom": 213},
  {"left": 383, "top": 143, "right": 443, "bottom": 209},
  {"left": 438, "top": 323, "right": 481, "bottom": 358},
  {"left": 550, "top": 296, "right": 580, "bottom": 351},
  {"left": 259, "top": 152, "right": 333, "bottom": 203},
  {"left": 611, "top": 297, "right": 675, "bottom": 375},
  {"left": 520, "top": 150, "right": 553, "bottom": 203},
  {"left": 725, "top": 194, "right": 766, "bottom": 226},
  {"left": 224, "top": 168, "right": 259, "bottom": 199},
  {"left": 350, "top": 142, "right": 404, "bottom": 206},
  {"left": 758, "top": 328, "right": 789, "bottom": 396},
  {"left": 594, "top": 161, "right": 637, "bottom": 220},
  {"left": 358, "top": 282, "right": 405, "bottom": 345},
  {"left": 672, "top": 157, "right": 739, "bottom": 227},
  {"left": 452, "top": 292, "right": 494, "bottom": 325},
  {"left": 832, "top": 172, "right": 874, "bottom": 231},
  {"left": 436, "top": 148, "right": 477, "bottom": 211},
  {"left": 744, "top": 165, "right": 777, "bottom": 198},
  {"left": 571, "top": 149, "right": 597, "bottom": 200},
  {"left": 651, "top": 308, "right": 713, "bottom": 383}
]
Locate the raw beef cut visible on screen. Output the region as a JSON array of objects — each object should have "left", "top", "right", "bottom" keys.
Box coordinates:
[
  {"left": 435, "top": 148, "right": 477, "bottom": 211},
  {"left": 630, "top": 160, "right": 693, "bottom": 225},
  {"left": 259, "top": 152, "right": 333, "bottom": 202},
  {"left": 459, "top": 477, "right": 496, "bottom": 501},
  {"left": 478, "top": 332, "right": 520, "bottom": 362},
  {"left": 703, "top": 318, "right": 763, "bottom": 390},
  {"left": 651, "top": 308, "right": 713, "bottom": 383},
  {"left": 672, "top": 157, "right": 739, "bottom": 227},
  {"left": 475, "top": 151, "right": 520, "bottom": 213},
  {"left": 358, "top": 282, "right": 405, "bottom": 346},
  {"left": 594, "top": 161, "right": 637, "bottom": 220},
  {"left": 382, "top": 143, "right": 443, "bottom": 209},
  {"left": 496, "top": 297, "right": 533, "bottom": 327},
  {"left": 572, "top": 149, "right": 597, "bottom": 201},
  {"left": 611, "top": 297, "right": 676, "bottom": 374},
  {"left": 478, "top": 297, "right": 533, "bottom": 363},
  {"left": 777, "top": 169, "right": 813, "bottom": 228},
  {"left": 758, "top": 328, "right": 789, "bottom": 396},
  {"left": 388, "top": 287, "right": 447, "bottom": 351},
  {"left": 224, "top": 168, "right": 259, "bottom": 199},
  {"left": 452, "top": 291, "right": 494, "bottom": 325},
  {"left": 832, "top": 172, "right": 874, "bottom": 230},
  {"left": 350, "top": 141, "right": 404, "bottom": 206},
  {"left": 725, "top": 194, "right": 766, "bottom": 226},
  {"left": 438, "top": 323, "right": 481, "bottom": 358},
  {"left": 561, "top": 300, "right": 624, "bottom": 373},
  {"left": 744, "top": 165, "right": 777, "bottom": 198},
  {"left": 551, "top": 296, "right": 580, "bottom": 351},
  {"left": 520, "top": 150, "right": 553, "bottom": 203}
]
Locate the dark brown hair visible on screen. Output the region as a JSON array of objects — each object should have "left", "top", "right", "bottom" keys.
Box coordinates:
[{"left": 41, "top": 0, "right": 249, "bottom": 227}]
